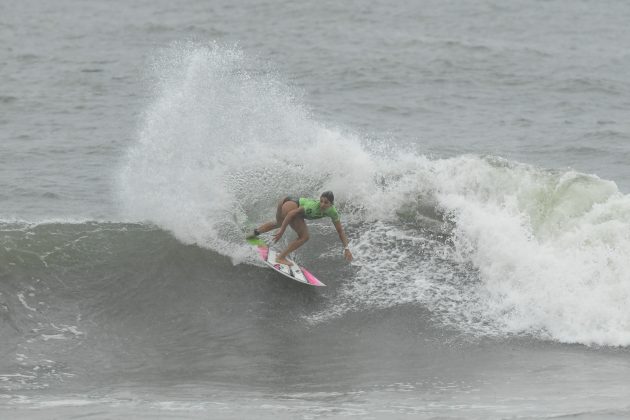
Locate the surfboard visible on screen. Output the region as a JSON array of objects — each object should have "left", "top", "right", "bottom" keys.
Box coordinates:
[{"left": 247, "top": 238, "right": 326, "bottom": 287}]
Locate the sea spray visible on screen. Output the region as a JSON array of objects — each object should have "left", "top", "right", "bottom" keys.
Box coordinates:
[{"left": 118, "top": 43, "right": 372, "bottom": 260}]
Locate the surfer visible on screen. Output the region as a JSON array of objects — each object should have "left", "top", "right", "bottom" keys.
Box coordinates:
[{"left": 248, "top": 191, "right": 353, "bottom": 266}]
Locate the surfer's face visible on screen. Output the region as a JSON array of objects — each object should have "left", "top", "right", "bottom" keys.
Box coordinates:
[{"left": 319, "top": 196, "right": 332, "bottom": 209}]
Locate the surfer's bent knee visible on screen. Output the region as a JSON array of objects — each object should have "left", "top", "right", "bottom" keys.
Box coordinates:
[{"left": 293, "top": 223, "right": 309, "bottom": 242}]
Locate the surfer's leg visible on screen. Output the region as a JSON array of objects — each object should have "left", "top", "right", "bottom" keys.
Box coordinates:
[
  {"left": 251, "top": 197, "right": 286, "bottom": 236},
  {"left": 251, "top": 197, "right": 296, "bottom": 236},
  {"left": 277, "top": 217, "right": 308, "bottom": 266},
  {"left": 255, "top": 220, "right": 278, "bottom": 235}
]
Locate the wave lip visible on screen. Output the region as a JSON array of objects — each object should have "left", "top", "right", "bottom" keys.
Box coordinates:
[{"left": 435, "top": 157, "right": 630, "bottom": 346}]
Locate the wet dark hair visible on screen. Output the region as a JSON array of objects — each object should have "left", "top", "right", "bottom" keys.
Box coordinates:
[{"left": 320, "top": 191, "right": 334, "bottom": 204}]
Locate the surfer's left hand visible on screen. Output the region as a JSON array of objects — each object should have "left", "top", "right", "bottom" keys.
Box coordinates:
[{"left": 344, "top": 248, "right": 353, "bottom": 262}]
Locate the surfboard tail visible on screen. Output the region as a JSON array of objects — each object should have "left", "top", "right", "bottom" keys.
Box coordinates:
[{"left": 247, "top": 237, "right": 268, "bottom": 247}]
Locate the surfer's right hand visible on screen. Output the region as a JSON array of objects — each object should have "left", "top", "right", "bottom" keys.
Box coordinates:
[{"left": 273, "top": 229, "right": 284, "bottom": 243}]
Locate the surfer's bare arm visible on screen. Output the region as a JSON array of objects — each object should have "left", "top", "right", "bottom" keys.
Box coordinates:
[
  {"left": 273, "top": 207, "right": 304, "bottom": 242},
  {"left": 333, "top": 220, "right": 353, "bottom": 262}
]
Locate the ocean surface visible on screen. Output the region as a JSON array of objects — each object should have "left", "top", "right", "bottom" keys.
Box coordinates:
[{"left": 2, "top": 0, "right": 630, "bottom": 418}]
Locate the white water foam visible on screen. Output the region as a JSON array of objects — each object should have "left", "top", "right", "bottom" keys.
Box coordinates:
[
  {"left": 436, "top": 157, "right": 630, "bottom": 346},
  {"left": 325, "top": 155, "right": 630, "bottom": 346},
  {"left": 119, "top": 44, "right": 630, "bottom": 346}
]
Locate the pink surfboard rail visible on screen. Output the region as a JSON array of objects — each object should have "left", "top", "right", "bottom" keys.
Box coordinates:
[{"left": 301, "top": 267, "right": 325, "bottom": 286}]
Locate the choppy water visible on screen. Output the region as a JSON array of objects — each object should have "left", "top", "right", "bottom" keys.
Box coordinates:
[{"left": 2, "top": 0, "right": 630, "bottom": 418}]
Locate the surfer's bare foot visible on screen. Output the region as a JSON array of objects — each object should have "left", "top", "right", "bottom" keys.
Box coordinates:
[{"left": 276, "top": 256, "right": 293, "bottom": 266}]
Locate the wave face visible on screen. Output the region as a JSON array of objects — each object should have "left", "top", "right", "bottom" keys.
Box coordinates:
[{"left": 108, "top": 43, "right": 630, "bottom": 349}]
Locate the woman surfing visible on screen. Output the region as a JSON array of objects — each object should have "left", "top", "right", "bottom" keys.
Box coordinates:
[{"left": 248, "top": 191, "right": 353, "bottom": 266}]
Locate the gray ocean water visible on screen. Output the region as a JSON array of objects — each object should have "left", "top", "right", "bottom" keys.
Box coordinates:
[{"left": 2, "top": 0, "right": 630, "bottom": 418}]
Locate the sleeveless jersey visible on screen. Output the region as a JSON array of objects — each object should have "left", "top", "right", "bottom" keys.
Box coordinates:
[{"left": 299, "top": 198, "right": 340, "bottom": 223}]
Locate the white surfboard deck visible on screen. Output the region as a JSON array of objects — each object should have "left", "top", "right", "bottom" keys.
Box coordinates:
[{"left": 249, "top": 240, "right": 325, "bottom": 287}]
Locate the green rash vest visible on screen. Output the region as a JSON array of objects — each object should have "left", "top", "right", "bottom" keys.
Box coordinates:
[{"left": 299, "top": 198, "right": 340, "bottom": 223}]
